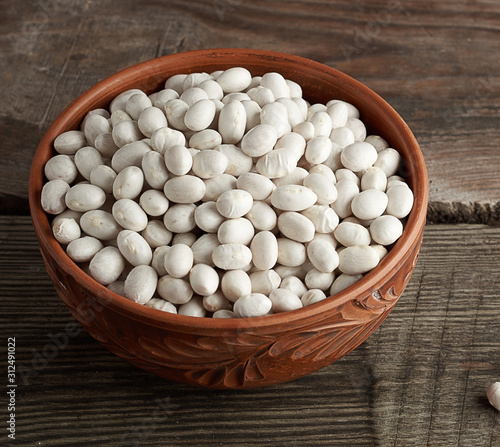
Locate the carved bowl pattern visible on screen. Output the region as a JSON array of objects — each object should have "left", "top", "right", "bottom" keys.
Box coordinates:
[{"left": 29, "top": 49, "right": 428, "bottom": 389}]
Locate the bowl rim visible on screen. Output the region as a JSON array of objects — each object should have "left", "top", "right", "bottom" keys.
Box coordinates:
[{"left": 29, "top": 48, "right": 428, "bottom": 332}]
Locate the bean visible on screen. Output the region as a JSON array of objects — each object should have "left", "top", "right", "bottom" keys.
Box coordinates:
[
  {"left": 269, "top": 288, "right": 302, "bottom": 313},
  {"left": 218, "top": 100, "right": 246, "bottom": 144},
  {"left": 164, "top": 243, "right": 194, "bottom": 278},
  {"left": 52, "top": 217, "right": 81, "bottom": 244},
  {"left": 163, "top": 203, "right": 197, "bottom": 233},
  {"left": 218, "top": 218, "right": 255, "bottom": 245},
  {"left": 221, "top": 269, "right": 252, "bottom": 302},
  {"left": 271, "top": 185, "right": 317, "bottom": 211},
  {"left": 212, "top": 243, "right": 252, "bottom": 270},
  {"left": 216, "top": 189, "right": 253, "bottom": 218},
  {"left": 351, "top": 189, "right": 388, "bottom": 220},
  {"left": 65, "top": 184, "right": 106, "bottom": 212},
  {"left": 386, "top": 183, "right": 414, "bottom": 218},
  {"left": 89, "top": 246, "right": 125, "bottom": 285},
  {"left": 41, "top": 179, "right": 70, "bottom": 214},
  {"left": 117, "top": 230, "right": 153, "bottom": 266},
  {"left": 157, "top": 275, "right": 193, "bottom": 305},
  {"left": 66, "top": 236, "right": 104, "bottom": 263},
  {"left": 80, "top": 210, "right": 121, "bottom": 241},
  {"left": 233, "top": 293, "right": 272, "bottom": 318},
  {"left": 54, "top": 130, "right": 87, "bottom": 155},
  {"left": 141, "top": 220, "right": 173, "bottom": 248},
  {"left": 278, "top": 211, "right": 315, "bottom": 243},
  {"left": 163, "top": 175, "right": 206, "bottom": 204},
  {"left": 189, "top": 263, "right": 219, "bottom": 296},
  {"left": 124, "top": 265, "right": 158, "bottom": 304},
  {"left": 250, "top": 231, "right": 278, "bottom": 271},
  {"left": 112, "top": 198, "right": 148, "bottom": 231},
  {"left": 338, "top": 245, "right": 380, "bottom": 275},
  {"left": 44, "top": 155, "right": 78, "bottom": 183}
]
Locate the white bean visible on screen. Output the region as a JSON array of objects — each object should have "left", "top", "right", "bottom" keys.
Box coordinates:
[
  {"left": 361, "top": 166, "right": 387, "bottom": 191},
  {"left": 66, "top": 236, "right": 103, "bottom": 262},
  {"left": 164, "top": 243, "right": 193, "bottom": 278},
  {"left": 52, "top": 218, "right": 81, "bottom": 244},
  {"left": 330, "top": 273, "right": 363, "bottom": 295},
  {"left": 245, "top": 201, "right": 277, "bottom": 231},
  {"left": 278, "top": 211, "right": 315, "bottom": 243},
  {"left": 44, "top": 155, "right": 78, "bottom": 183},
  {"left": 345, "top": 117, "right": 367, "bottom": 142},
  {"left": 111, "top": 140, "right": 151, "bottom": 172},
  {"left": 184, "top": 98, "right": 216, "bottom": 131},
  {"left": 189, "top": 128, "right": 222, "bottom": 150},
  {"left": 338, "top": 245, "right": 380, "bottom": 275},
  {"left": 370, "top": 215, "right": 403, "bottom": 246},
  {"left": 236, "top": 173, "right": 274, "bottom": 201},
  {"left": 89, "top": 246, "right": 125, "bottom": 285},
  {"left": 334, "top": 221, "right": 371, "bottom": 246},
  {"left": 163, "top": 203, "right": 197, "bottom": 233},
  {"left": 217, "top": 218, "right": 255, "bottom": 245},
  {"left": 306, "top": 239, "right": 339, "bottom": 273},
  {"left": 255, "top": 147, "right": 298, "bottom": 179},
  {"left": 41, "top": 179, "right": 70, "bottom": 214},
  {"left": 304, "top": 268, "right": 335, "bottom": 291},
  {"left": 180, "top": 87, "right": 209, "bottom": 106},
  {"left": 137, "top": 106, "right": 168, "bottom": 137},
  {"left": 192, "top": 150, "right": 228, "bottom": 179},
  {"left": 301, "top": 289, "right": 327, "bottom": 307},
  {"left": 65, "top": 184, "right": 106, "bottom": 212},
  {"left": 351, "top": 189, "right": 388, "bottom": 220},
  {"left": 293, "top": 121, "right": 315, "bottom": 141},
  {"left": 272, "top": 167, "right": 308, "bottom": 187},
  {"left": 164, "top": 99, "right": 189, "bottom": 131},
  {"left": 365, "top": 135, "right": 389, "bottom": 152},
  {"left": 139, "top": 189, "right": 169, "bottom": 216},
  {"left": 202, "top": 173, "right": 237, "bottom": 202},
  {"left": 260, "top": 72, "right": 289, "bottom": 100},
  {"left": 260, "top": 101, "right": 290, "bottom": 138},
  {"left": 112, "top": 120, "right": 144, "bottom": 148},
  {"left": 331, "top": 179, "right": 359, "bottom": 219},
  {"left": 112, "top": 198, "right": 148, "bottom": 231},
  {"left": 240, "top": 123, "right": 277, "bottom": 157},
  {"left": 141, "top": 220, "right": 173, "bottom": 248},
  {"left": 233, "top": 293, "right": 272, "bottom": 318},
  {"left": 112, "top": 166, "right": 144, "bottom": 200},
  {"left": 191, "top": 233, "right": 219, "bottom": 266},
  {"left": 212, "top": 309, "right": 236, "bottom": 318},
  {"left": 269, "top": 288, "right": 302, "bottom": 313},
  {"left": 326, "top": 102, "right": 349, "bottom": 129},
  {"left": 221, "top": 269, "right": 252, "bottom": 302},
  {"left": 117, "top": 230, "right": 153, "bottom": 266},
  {"left": 80, "top": 210, "right": 121, "bottom": 240},
  {"left": 189, "top": 263, "right": 219, "bottom": 296},
  {"left": 163, "top": 175, "right": 206, "bottom": 204},
  {"left": 301, "top": 205, "right": 339, "bottom": 233},
  {"left": 145, "top": 298, "right": 177, "bottom": 314},
  {"left": 54, "top": 130, "right": 87, "bottom": 155},
  {"left": 341, "top": 142, "right": 378, "bottom": 172},
  {"left": 247, "top": 86, "right": 275, "bottom": 107},
  {"left": 308, "top": 111, "right": 332, "bottom": 138},
  {"left": 277, "top": 98, "right": 304, "bottom": 127},
  {"left": 373, "top": 148, "right": 401, "bottom": 177},
  {"left": 250, "top": 231, "right": 278, "bottom": 271},
  {"left": 386, "top": 183, "right": 414, "bottom": 218},
  {"left": 280, "top": 276, "right": 308, "bottom": 298},
  {"left": 194, "top": 201, "right": 224, "bottom": 233},
  {"left": 203, "top": 291, "right": 231, "bottom": 313},
  {"left": 212, "top": 243, "right": 252, "bottom": 270},
  {"left": 216, "top": 67, "right": 252, "bottom": 93},
  {"left": 216, "top": 189, "right": 253, "bottom": 218},
  {"left": 151, "top": 245, "right": 170, "bottom": 276},
  {"left": 277, "top": 237, "right": 306, "bottom": 267},
  {"left": 74, "top": 146, "right": 103, "bottom": 181},
  {"left": 330, "top": 126, "right": 355, "bottom": 148},
  {"left": 90, "top": 165, "right": 116, "bottom": 194},
  {"left": 157, "top": 275, "right": 193, "bottom": 304},
  {"left": 270, "top": 185, "right": 317, "bottom": 211},
  {"left": 150, "top": 127, "right": 186, "bottom": 155},
  {"left": 303, "top": 173, "right": 337, "bottom": 205},
  {"left": 84, "top": 113, "right": 111, "bottom": 146},
  {"left": 218, "top": 100, "right": 246, "bottom": 144},
  {"left": 124, "top": 265, "right": 158, "bottom": 304},
  {"left": 250, "top": 270, "right": 281, "bottom": 295}
]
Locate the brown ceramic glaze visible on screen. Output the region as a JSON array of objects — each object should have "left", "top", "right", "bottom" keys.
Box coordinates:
[{"left": 28, "top": 49, "right": 429, "bottom": 389}]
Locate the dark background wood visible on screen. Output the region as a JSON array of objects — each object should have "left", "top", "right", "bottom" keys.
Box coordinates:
[{"left": 1, "top": 1, "right": 499, "bottom": 445}]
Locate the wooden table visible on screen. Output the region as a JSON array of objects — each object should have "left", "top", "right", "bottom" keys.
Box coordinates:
[{"left": 1, "top": 1, "right": 499, "bottom": 445}]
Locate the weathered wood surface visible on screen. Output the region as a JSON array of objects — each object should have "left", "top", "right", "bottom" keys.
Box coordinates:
[
  {"left": 1, "top": 216, "right": 499, "bottom": 446},
  {"left": 1, "top": 0, "right": 499, "bottom": 221}
]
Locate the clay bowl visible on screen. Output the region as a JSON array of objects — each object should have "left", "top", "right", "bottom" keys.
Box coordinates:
[{"left": 29, "top": 48, "right": 428, "bottom": 389}]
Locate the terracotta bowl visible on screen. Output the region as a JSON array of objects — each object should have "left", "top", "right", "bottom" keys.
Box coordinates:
[{"left": 29, "top": 48, "right": 428, "bottom": 389}]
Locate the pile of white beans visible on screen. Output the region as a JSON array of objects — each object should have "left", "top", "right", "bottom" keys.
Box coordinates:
[{"left": 41, "top": 67, "right": 414, "bottom": 318}]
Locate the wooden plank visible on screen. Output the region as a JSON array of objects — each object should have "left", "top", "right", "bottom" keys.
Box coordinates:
[
  {"left": 1, "top": 1, "right": 499, "bottom": 220},
  {"left": 1, "top": 216, "right": 499, "bottom": 446}
]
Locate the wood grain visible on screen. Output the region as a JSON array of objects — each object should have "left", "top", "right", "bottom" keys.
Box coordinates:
[
  {"left": 1, "top": 1, "right": 499, "bottom": 220},
  {"left": 1, "top": 216, "right": 499, "bottom": 446}
]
